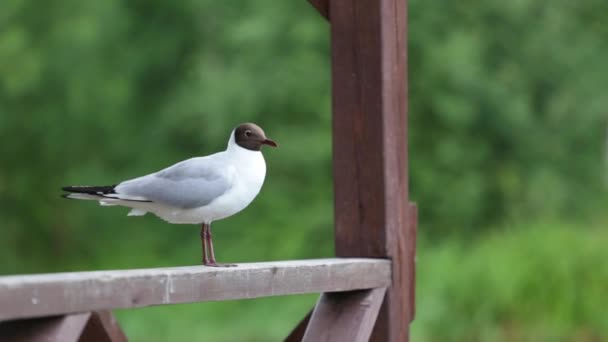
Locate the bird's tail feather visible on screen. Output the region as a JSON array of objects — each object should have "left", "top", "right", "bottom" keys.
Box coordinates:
[
  {"left": 61, "top": 184, "right": 152, "bottom": 203},
  {"left": 62, "top": 185, "right": 117, "bottom": 201}
]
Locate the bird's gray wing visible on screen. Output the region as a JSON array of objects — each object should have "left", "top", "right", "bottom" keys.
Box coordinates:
[{"left": 114, "top": 156, "right": 234, "bottom": 209}]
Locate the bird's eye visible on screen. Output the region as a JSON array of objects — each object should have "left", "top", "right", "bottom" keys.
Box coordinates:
[{"left": 245, "top": 130, "right": 252, "bottom": 137}]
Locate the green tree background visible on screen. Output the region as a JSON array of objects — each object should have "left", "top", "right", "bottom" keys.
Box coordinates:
[{"left": 1, "top": 0, "right": 607, "bottom": 340}]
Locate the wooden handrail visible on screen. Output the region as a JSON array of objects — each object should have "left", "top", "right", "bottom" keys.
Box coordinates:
[{"left": 0, "top": 258, "right": 390, "bottom": 321}]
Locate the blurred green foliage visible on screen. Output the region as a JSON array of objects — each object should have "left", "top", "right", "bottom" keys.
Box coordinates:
[
  {"left": 0, "top": 0, "right": 607, "bottom": 340},
  {"left": 412, "top": 221, "right": 608, "bottom": 341},
  {"left": 409, "top": 0, "right": 608, "bottom": 232}
]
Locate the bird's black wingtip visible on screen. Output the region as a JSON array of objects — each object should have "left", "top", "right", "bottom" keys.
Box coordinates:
[{"left": 61, "top": 185, "right": 117, "bottom": 194}]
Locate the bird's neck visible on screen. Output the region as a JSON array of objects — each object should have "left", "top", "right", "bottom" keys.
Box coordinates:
[{"left": 226, "top": 132, "right": 263, "bottom": 159}]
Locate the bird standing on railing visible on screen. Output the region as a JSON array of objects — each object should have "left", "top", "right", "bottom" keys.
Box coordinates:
[{"left": 62, "top": 123, "right": 278, "bottom": 267}]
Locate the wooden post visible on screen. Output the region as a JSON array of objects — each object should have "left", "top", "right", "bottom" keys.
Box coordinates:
[
  {"left": 329, "top": 1, "right": 413, "bottom": 341},
  {"left": 296, "top": 1, "right": 414, "bottom": 341}
]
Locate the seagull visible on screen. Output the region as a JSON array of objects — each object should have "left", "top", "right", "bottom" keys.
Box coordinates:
[{"left": 62, "top": 123, "right": 278, "bottom": 267}]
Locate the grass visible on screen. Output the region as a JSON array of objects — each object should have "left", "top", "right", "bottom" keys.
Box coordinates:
[{"left": 411, "top": 220, "right": 608, "bottom": 342}]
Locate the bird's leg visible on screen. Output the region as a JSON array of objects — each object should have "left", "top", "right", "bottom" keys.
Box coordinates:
[
  {"left": 204, "top": 224, "right": 237, "bottom": 267},
  {"left": 200, "top": 224, "right": 210, "bottom": 265}
]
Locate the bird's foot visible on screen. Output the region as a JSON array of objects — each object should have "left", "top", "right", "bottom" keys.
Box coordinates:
[{"left": 202, "top": 261, "right": 238, "bottom": 268}]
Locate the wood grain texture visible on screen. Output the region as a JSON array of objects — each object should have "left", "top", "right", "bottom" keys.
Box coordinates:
[
  {"left": 330, "top": 0, "right": 413, "bottom": 341},
  {"left": 302, "top": 287, "right": 387, "bottom": 342},
  {"left": 0, "top": 312, "right": 91, "bottom": 342},
  {"left": 0, "top": 258, "right": 390, "bottom": 321},
  {"left": 307, "top": 0, "right": 329, "bottom": 20}
]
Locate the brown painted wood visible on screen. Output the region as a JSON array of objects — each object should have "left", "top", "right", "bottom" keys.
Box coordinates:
[
  {"left": 0, "top": 258, "right": 390, "bottom": 321},
  {"left": 0, "top": 312, "right": 91, "bottom": 342},
  {"left": 307, "top": 0, "right": 329, "bottom": 20},
  {"left": 0, "top": 311, "right": 128, "bottom": 342},
  {"left": 330, "top": 0, "right": 412, "bottom": 341},
  {"left": 283, "top": 310, "right": 311, "bottom": 342},
  {"left": 302, "top": 287, "right": 387, "bottom": 342},
  {"left": 80, "top": 311, "right": 128, "bottom": 342}
]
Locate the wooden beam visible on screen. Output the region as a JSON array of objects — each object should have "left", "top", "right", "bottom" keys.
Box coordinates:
[
  {"left": 302, "top": 287, "right": 387, "bottom": 342},
  {"left": 307, "top": 0, "right": 329, "bottom": 20},
  {"left": 0, "top": 258, "right": 391, "bottom": 321},
  {"left": 330, "top": 0, "right": 412, "bottom": 341}
]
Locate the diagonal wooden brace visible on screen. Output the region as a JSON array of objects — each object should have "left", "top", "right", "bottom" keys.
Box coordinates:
[
  {"left": 0, "top": 311, "right": 127, "bottom": 342},
  {"left": 303, "top": 287, "right": 387, "bottom": 342},
  {"left": 307, "top": 0, "right": 329, "bottom": 20}
]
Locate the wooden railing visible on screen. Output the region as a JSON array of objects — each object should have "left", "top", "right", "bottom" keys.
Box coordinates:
[
  {"left": 0, "top": 259, "right": 392, "bottom": 341},
  {"left": 0, "top": 1, "right": 414, "bottom": 341},
  {"left": 0, "top": 259, "right": 390, "bottom": 321}
]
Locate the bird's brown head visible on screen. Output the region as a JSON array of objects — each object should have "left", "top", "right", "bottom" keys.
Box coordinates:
[{"left": 234, "top": 123, "right": 278, "bottom": 151}]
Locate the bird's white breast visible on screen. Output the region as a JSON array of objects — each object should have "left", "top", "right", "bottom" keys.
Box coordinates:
[
  {"left": 203, "top": 148, "right": 267, "bottom": 222},
  {"left": 156, "top": 147, "right": 267, "bottom": 224}
]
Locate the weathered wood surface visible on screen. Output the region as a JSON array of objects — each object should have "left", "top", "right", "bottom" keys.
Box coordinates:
[
  {"left": 302, "top": 287, "right": 387, "bottom": 342},
  {"left": 330, "top": 0, "right": 413, "bottom": 341},
  {"left": 0, "top": 258, "right": 390, "bottom": 321},
  {"left": 307, "top": 0, "right": 329, "bottom": 20}
]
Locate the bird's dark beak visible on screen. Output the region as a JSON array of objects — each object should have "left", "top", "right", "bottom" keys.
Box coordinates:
[{"left": 262, "top": 138, "right": 278, "bottom": 148}]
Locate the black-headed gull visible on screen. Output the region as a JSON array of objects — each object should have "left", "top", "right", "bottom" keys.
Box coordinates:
[{"left": 62, "top": 123, "right": 278, "bottom": 267}]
